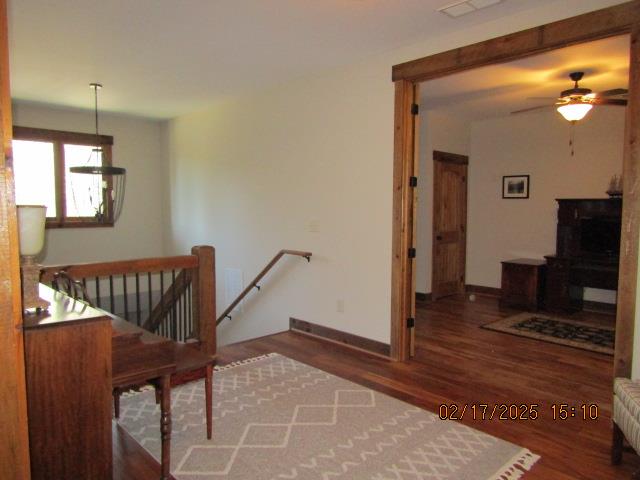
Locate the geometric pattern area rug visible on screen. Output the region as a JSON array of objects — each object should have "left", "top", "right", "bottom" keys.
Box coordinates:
[
  {"left": 117, "top": 353, "right": 539, "bottom": 479},
  {"left": 482, "top": 312, "right": 614, "bottom": 355}
]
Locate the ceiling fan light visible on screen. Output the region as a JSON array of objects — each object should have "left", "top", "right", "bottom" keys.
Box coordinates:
[{"left": 557, "top": 102, "right": 593, "bottom": 122}]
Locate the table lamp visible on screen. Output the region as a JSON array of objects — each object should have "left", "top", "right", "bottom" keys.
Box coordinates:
[{"left": 17, "top": 205, "right": 50, "bottom": 312}]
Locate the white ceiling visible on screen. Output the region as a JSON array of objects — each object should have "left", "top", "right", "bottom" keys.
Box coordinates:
[
  {"left": 9, "top": 0, "right": 572, "bottom": 119},
  {"left": 420, "top": 34, "right": 630, "bottom": 120}
]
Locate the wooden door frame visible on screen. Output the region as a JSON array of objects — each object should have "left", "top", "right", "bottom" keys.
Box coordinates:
[
  {"left": 390, "top": 0, "right": 640, "bottom": 368},
  {"left": 431, "top": 151, "right": 468, "bottom": 301},
  {"left": 0, "top": 0, "right": 32, "bottom": 476}
]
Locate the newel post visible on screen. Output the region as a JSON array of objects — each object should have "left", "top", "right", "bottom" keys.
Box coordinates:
[{"left": 191, "top": 245, "right": 216, "bottom": 356}]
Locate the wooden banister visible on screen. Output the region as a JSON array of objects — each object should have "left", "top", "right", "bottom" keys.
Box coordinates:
[
  {"left": 192, "top": 246, "right": 216, "bottom": 355},
  {"left": 40, "top": 255, "right": 198, "bottom": 283},
  {"left": 216, "top": 249, "right": 312, "bottom": 326},
  {"left": 39, "top": 247, "right": 217, "bottom": 357}
]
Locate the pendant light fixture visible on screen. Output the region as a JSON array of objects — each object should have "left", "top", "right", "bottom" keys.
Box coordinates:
[{"left": 70, "top": 83, "right": 126, "bottom": 222}]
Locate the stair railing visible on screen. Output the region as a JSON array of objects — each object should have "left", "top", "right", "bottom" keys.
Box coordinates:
[
  {"left": 217, "top": 249, "right": 312, "bottom": 325},
  {"left": 40, "top": 245, "right": 216, "bottom": 355}
]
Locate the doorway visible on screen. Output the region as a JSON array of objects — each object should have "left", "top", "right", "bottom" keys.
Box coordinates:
[
  {"left": 431, "top": 151, "right": 468, "bottom": 300},
  {"left": 389, "top": 2, "right": 640, "bottom": 369}
]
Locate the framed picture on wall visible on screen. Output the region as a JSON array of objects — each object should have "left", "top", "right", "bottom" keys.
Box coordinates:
[{"left": 502, "top": 175, "right": 530, "bottom": 199}]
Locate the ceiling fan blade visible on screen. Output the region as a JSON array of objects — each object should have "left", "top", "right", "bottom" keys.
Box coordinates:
[
  {"left": 593, "top": 98, "right": 628, "bottom": 106},
  {"left": 511, "top": 105, "right": 554, "bottom": 114},
  {"left": 597, "top": 88, "right": 628, "bottom": 97}
]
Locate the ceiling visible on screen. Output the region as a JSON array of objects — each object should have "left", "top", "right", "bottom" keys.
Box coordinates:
[
  {"left": 9, "top": 0, "right": 575, "bottom": 119},
  {"left": 420, "top": 34, "right": 630, "bottom": 121}
]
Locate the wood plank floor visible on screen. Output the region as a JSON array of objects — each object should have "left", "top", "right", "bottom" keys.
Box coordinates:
[
  {"left": 216, "top": 294, "right": 639, "bottom": 480},
  {"left": 113, "top": 422, "right": 176, "bottom": 480}
]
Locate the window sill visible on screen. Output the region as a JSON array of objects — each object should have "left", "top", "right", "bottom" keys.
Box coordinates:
[{"left": 45, "top": 220, "right": 114, "bottom": 229}]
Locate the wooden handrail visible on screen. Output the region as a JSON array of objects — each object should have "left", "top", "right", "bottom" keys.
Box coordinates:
[
  {"left": 40, "top": 254, "right": 199, "bottom": 282},
  {"left": 216, "top": 249, "right": 312, "bottom": 325}
]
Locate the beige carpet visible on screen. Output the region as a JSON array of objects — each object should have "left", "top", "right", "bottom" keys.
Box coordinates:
[
  {"left": 118, "top": 353, "right": 539, "bottom": 479},
  {"left": 482, "top": 312, "right": 614, "bottom": 355}
]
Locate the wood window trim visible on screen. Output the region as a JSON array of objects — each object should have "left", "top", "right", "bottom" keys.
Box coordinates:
[
  {"left": 12, "top": 125, "right": 115, "bottom": 229},
  {"left": 389, "top": 0, "right": 640, "bottom": 371}
]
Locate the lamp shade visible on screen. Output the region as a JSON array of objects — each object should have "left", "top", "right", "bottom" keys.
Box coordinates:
[
  {"left": 17, "top": 205, "right": 46, "bottom": 256},
  {"left": 557, "top": 102, "right": 593, "bottom": 122}
]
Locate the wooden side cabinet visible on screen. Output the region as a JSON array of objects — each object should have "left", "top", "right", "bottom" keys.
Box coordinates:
[
  {"left": 500, "top": 259, "right": 547, "bottom": 311},
  {"left": 544, "top": 255, "right": 584, "bottom": 313},
  {"left": 23, "top": 286, "right": 112, "bottom": 480}
]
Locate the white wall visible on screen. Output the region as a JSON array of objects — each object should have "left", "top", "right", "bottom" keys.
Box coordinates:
[
  {"left": 467, "top": 107, "right": 624, "bottom": 303},
  {"left": 165, "top": 0, "right": 626, "bottom": 347},
  {"left": 165, "top": 64, "right": 393, "bottom": 346},
  {"left": 12, "top": 101, "right": 166, "bottom": 264},
  {"left": 415, "top": 110, "right": 471, "bottom": 294}
]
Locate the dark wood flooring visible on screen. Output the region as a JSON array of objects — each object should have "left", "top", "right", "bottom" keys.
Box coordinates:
[
  {"left": 217, "top": 294, "right": 639, "bottom": 480},
  {"left": 116, "top": 293, "right": 639, "bottom": 479},
  {"left": 114, "top": 422, "right": 175, "bottom": 480}
]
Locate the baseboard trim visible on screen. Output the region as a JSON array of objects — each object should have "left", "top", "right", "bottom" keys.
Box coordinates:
[
  {"left": 289, "top": 318, "right": 391, "bottom": 360},
  {"left": 416, "top": 286, "right": 501, "bottom": 301},
  {"left": 417, "top": 285, "right": 615, "bottom": 312},
  {"left": 466, "top": 284, "right": 501, "bottom": 297}
]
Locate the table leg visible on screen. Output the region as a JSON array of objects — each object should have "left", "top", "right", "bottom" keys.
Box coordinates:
[
  {"left": 159, "top": 374, "right": 172, "bottom": 480},
  {"left": 113, "top": 388, "right": 121, "bottom": 419},
  {"left": 205, "top": 364, "right": 213, "bottom": 440}
]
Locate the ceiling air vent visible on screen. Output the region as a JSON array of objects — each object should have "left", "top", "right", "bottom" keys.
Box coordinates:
[{"left": 438, "top": 0, "right": 504, "bottom": 18}]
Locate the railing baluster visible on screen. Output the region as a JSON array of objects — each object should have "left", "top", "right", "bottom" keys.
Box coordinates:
[
  {"left": 182, "top": 280, "right": 187, "bottom": 341},
  {"left": 187, "top": 281, "right": 192, "bottom": 338},
  {"left": 123, "top": 274, "right": 129, "bottom": 321},
  {"left": 147, "top": 272, "right": 152, "bottom": 324},
  {"left": 95, "top": 276, "right": 101, "bottom": 308},
  {"left": 109, "top": 275, "right": 115, "bottom": 313},
  {"left": 135, "top": 273, "right": 141, "bottom": 326},
  {"left": 171, "top": 269, "right": 176, "bottom": 341},
  {"left": 177, "top": 289, "right": 182, "bottom": 341},
  {"left": 160, "top": 271, "right": 165, "bottom": 336}
]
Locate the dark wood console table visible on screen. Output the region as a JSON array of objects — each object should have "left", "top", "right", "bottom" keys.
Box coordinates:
[
  {"left": 545, "top": 198, "right": 621, "bottom": 312},
  {"left": 24, "top": 286, "right": 179, "bottom": 480},
  {"left": 24, "top": 286, "right": 113, "bottom": 479}
]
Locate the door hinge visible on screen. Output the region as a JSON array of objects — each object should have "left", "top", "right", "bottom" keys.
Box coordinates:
[
  {"left": 408, "top": 247, "right": 416, "bottom": 258},
  {"left": 411, "top": 103, "right": 419, "bottom": 115},
  {"left": 407, "top": 317, "right": 415, "bottom": 328},
  {"left": 409, "top": 176, "right": 418, "bottom": 187}
]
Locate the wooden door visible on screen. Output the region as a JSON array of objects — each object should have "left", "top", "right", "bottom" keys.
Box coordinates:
[
  {"left": 431, "top": 150, "right": 468, "bottom": 300},
  {"left": 0, "top": 0, "right": 32, "bottom": 476}
]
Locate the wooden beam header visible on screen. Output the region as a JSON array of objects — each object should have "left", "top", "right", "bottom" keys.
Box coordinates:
[{"left": 392, "top": 1, "right": 640, "bottom": 83}]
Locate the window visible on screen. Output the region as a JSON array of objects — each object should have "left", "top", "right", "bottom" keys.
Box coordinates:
[{"left": 12, "top": 126, "right": 114, "bottom": 228}]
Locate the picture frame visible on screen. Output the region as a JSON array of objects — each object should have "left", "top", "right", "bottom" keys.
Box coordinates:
[{"left": 502, "top": 175, "right": 530, "bottom": 199}]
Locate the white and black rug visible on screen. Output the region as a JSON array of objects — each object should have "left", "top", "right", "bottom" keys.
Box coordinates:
[
  {"left": 118, "top": 353, "right": 539, "bottom": 479},
  {"left": 483, "top": 312, "right": 614, "bottom": 355}
]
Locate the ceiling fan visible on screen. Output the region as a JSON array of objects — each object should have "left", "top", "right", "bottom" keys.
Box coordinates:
[{"left": 511, "top": 71, "right": 628, "bottom": 122}]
